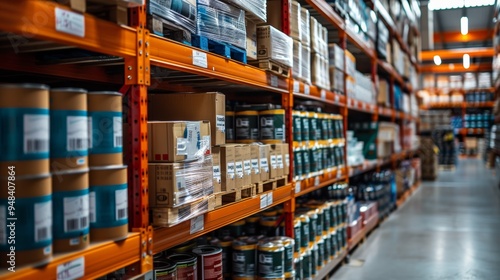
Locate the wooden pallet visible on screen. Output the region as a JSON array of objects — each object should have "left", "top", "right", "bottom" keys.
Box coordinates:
[
  {"left": 147, "top": 14, "right": 192, "bottom": 45},
  {"left": 256, "top": 176, "right": 288, "bottom": 193},
  {"left": 59, "top": 0, "right": 136, "bottom": 25},
  {"left": 192, "top": 35, "right": 247, "bottom": 63},
  {"left": 215, "top": 184, "right": 257, "bottom": 206},
  {"left": 250, "top": 60, "right": 290, "bottom": 77}
]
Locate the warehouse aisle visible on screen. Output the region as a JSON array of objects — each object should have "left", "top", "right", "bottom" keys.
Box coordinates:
[{"left": 333, "top": 159, "right": 500, "bottom": 280}]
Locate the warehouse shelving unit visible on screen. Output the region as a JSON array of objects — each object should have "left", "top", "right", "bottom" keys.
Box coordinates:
[{"left": 0, "top": 0, "right": 421, "bottom": 279}]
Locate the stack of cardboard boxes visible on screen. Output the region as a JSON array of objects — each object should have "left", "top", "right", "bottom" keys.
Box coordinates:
[
  {"left": 328, "top": 43, "right": 345, "bottom": 94},
  {"left": 419, "top": 137, "right": 438, "bottom": 180}
]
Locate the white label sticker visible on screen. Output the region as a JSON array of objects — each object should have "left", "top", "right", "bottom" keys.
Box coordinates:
[
  {"left": 295, "top": 181, "right": 301, "bottom": 194},
  {"left": 57, "top": 257, "right": 85, "bottom": 280},
  {"left": 227, "top": 162, "right": 235, "bottom": 179},
  {"left": 193, "top": 50, "right": 208, "bottom": 68},
  {"left": 190, "top": 215, "right": 204, "bottom": 234},
  {"left": 216, "top": 115, "right": 225, "bottom": 133},
  {"left": 24, "top": 114, "right": 49, "bottom": 154},
  {"left": 267, "top": 192, "right": 273, "bottom": 206},
  {"left": 67, "top": 116, "right": 88, "bottom": 151},
  {"left": 113, "top": 116, "right": 122, "bottom": 148},
  {"left": 244, "top": 160, "right": 252, "bottom": 176},
  {"left": 251, "top": 159, "right": 260, "bottom": 174},
  {"left": 261, "top": 158, "right": 269, "bottom": 173},
  {"left": 270, "top": 75, "right": 279, "bottom": 87},
  {"left": 213, "top": 165, "right": 221, "bottom": 183},
  {"left": 63, "top": 194, "right": 89, "bottom": 233},
  {"left": 315, "top": 176, "right": 320, "bottom": 186},
  {"left": 89, "top": 192, "right": 96, "bottom": 223},
  {"left": 235, "top": 161, "right": 244, "bottom": 178},
  {"left": 55, "top": 7, "right": 85, "bottom": 38},
  {"left": 34, "top": 200, "right": 52, "bottom": 243},
  {"left": 115, "top": 189, "right": 128, "bottom": 221},
  {"left": 271, "top": 155, "right": 277, "bottom": 169},
  {"left": 293, "top": 81, "right": 300, "bottom": 93},
  {"left": 304, "top": 85, "right": 310, "bottom": 95},
  {"left": 321, "top": 90, "right": 326, "bottom": 100},
  {"left": 334, "top": 95, "right": 340, "bottom": 104},
  {"left": 0, "top": 206, "right": 5, "bottom": 245},
  {"left": 87, "top": 116, "right": 93, "bottom": 149},
  {"left": 260, "top": 194, "right": 268, "bottom": 209},
  {"left": 185, "top": 122, "right": 201, "bottom": 159},
  {"left": 285, "top": 154, "right": 290, "bottom": 167},
  {"left": 277, "top": 155, "right": 284, "bottom": 169}
]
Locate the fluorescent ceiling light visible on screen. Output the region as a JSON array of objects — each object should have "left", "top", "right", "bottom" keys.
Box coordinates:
[
  {"left": 461, "top": 16, "right": 468, "bottom": 35},
  {"left": 433, "top": 55, "right": 442, "bottom": 65},
  {"left": 428, "top": 0, "right": 495, "bottom": 10},
  {"left": 463, "top": 54, "right": 470, "bottom": 69}
]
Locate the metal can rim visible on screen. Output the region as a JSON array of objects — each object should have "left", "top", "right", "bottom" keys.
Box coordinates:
[
  {"left": 50, "top": 87, "right": 88, "bottom": 93},
  {"left": 87, "top": 91, "right": 122, "bottom": 96},
  {"left": 0, "top": 83, "right": 49, "bottom": 90}
]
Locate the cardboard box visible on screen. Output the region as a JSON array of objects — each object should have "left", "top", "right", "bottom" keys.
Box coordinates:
[
  {"left": 234, "top": 145, "right": 245, "bottom": 189},
  {"left": 212, "top": 146, "right": 222, "bottom": 193},
  {"left": 269, "top": 144, "right": 282, "bottom": 178},
  {"left": 282, "top": 143, "right": 290, "bottom": 176},
  {"left": 257, "top": 25, "right": 293, "bottom": 68},
  {"left": 220, "top": 144, "right": 236, "bottom": 191},
  {"left": 250, "top": 144, "right": 261, "bottom": 184},
  {"left": 149, "top": 157, "right": 213, "bottom": 208},
  {"left": 246, "top": 18, "right": 258, "bottom": 60},
  {"left": 328, "top": 43, "right": 344, "bottom": 71},
  {"left": 148, "top": 92, "right": 226, "bottom": 145},
  {"left": 152, "top": 197, "right": 209, "bottom": 226},
  {"left": 345, "top": 50, "right": 356, "bottom": 78},
  {"left": 266, "top": 0, "right": 291, "bottom": 32},
  {"left": 251, "top": 144, "right": 270, "bottom": 182},
  {"left": 148, "top": 121, "right": 211, "bottom": 162},
  {"left": 242, "top": 145, "right": 252, "bottom": 186}
]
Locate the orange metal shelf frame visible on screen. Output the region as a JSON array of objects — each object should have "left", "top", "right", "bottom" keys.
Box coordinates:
[
  {"left": 292, "top": 80, "right": 346, "bottom": 107},
  {"left": 0, "top": 233, "right": 144, "bottom": 280},
  {"left": 0, "top": 1, "right": 137, "bottom": 58},
  {"left": 153, "top": 184, "right": 293, "bottom": 253},
  {"left": 306, "top": 0, "right": 345, "bottom": 30},
  {"left": 294, "top": 167, "right": 348, "bottom": 197}
]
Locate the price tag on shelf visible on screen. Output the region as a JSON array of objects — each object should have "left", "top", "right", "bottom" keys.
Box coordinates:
[
  {"left": 304, "top": 85, "right": 310, "bottom": 95},
  {"left": 192, "top": 50, "right": 208, "bottom": 68},
  {"left": 314, "top": 176, "right": 320, "bottom": 186},
  {"left": 57, "top": 257, "right": 84, "bottom": 280},
  {"left": 270, "top": 75, "right": 279, "bottom": 87},
  {"left": 337, "top": 168, "right": 342, "bottom": 179},
  {"left": 295, "top": 181, "right": 301, "bottom": 193},
  {"left": 334, "top": 95, "right": 340, "bottom": 104},
  {"left": 260, "top": 194, "right": 268, "bottom": 209},
  {"left": 293, "top": 81, "right": 300, "bottom": 93},
  {"left": 267, "top": 192, "right": 273, "bottom": 206},
  {"left": 55, "top": 8, "right": 85, "bottom": 38},
  {"left": 320, "top": 90, "right": 326, "bottom": 100},
  {"left": 353, "top": 100, "right": 358, "bottom": 108},
  {"left": 190, "top": 215, "right": 204, "bottom": 234}
]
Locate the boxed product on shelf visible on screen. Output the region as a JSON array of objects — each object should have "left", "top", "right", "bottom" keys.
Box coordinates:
[
  {"left": 220, "top": 144, "right": 236, "bottom": 191},
  {"left": 234, "top": 144, "right": 252, "bottom": 188},
  {"left": 293, "top": 40, "right": 302, "bottom": 79},
  {"left": 149, "top": 155, "right": 214, "bottom": 208},
  {"left": 328, "top": 43, "right": 345, "bottom": 71},
  {"left": 152, "top": 196, "right": 210, "bottom": 226},
  {"left": 246, "top": 18, "right": 258, "bottom": 60},
  {"left": 147, "top": 0, "right": 197, "bottom": 34},
  {"left": 251, "top": 143, "right": 271, "bottom": 182},
  {"left": 300, "top": 7, "right": 311, "bottom": 47},
  {"left": 312, "top": 53, "right": 330, "bottom": 90},
  {"left": 403, "top": 55, "right": 410, "bottom": 78},
  {"left": 377, "top": 122, "right": 401, "bottom": 158},
  {"left": 291, "top": 1, "right": 302, "bottom": 41},
  {"left": 346, "top": 76, "right": 356, "bottom": 98},
  {"left": 265, "top": 0, "right": 291, "bottom": 32},
  {"left": 269, "top": 143, "right": 283, "bottom": 178},
  {"left": 350, "top": 122, "right": 378, "bottom": 160},
  {"left": 376, "top": 17, "right": 389, "bottom": 59},
  {"left": 402, "top": 93, "right": 410, "bottom": 113},
  {"left": 212, "top": 146, "right": 222, "bottom": 193},
  {"left": 353, "top": 71, "right": 375, "bottom": 104},
  {"left": 256, "top": 25, "right": 294, "bottom": 68},
  {"left": 392, "top": 40, "right": 404, "bottom": 75},
  {"left": 377, "top": 78, "right": 390, "bottom": 107},
  {"left": 310, "top": 16, "right": 322, "bottom": 54},
  {"left": 464, "top": 73, "right": 478, "bottom": 90},
  {"left": 196, "top": 0, "right": 246, "bottom": 50},
  {"left": 222, "top": 0, "right": 266, "bottom": 23},
  {"left": 394, "top": 84, "right": 402, "bottom": 111},
  {"left": 149, "top": 92, "right": 226, "bottom": 145},
  {"left": 301, "top": 44, "right": 312, "bottom": 84},
  {"left": 359, "top": 202, "right": 378, "bottom": 225},
  {"left": 345, "top": 50, "right": 356, "bottom": 78},
  {"left": 148, "top": 120, "right": 211, "bottom": 162},
  {"left": 330, "top": 67, "right": 344, "bottom": 93},
  {"left": 478, "top": 72, "right": 492, "bottom": 88}
]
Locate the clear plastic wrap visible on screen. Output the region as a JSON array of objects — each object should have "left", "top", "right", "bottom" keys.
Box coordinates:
[
  {"left": 293, "top": 40, "right": 302, "bottom": 79},
  {"left": 328, "top": 43, "right": 344, "bottom": 71},
  {"left": 152, "top": 195, "right": 214, "bottom": 227},
  {"left": 290, "top": 1, "right": 302, "bottom": 41},
  {"left": 147, "top": 0, "right": 197, "bottom": 33},
  {"left": 197, "top": 0, "right": 246, "bottom": 49},
  {"left": 329, "top": 67, "right": 344, "bottom": 93},
  {"left": 257, "top": 25, "right": 293, "bottom": 68},
  {"left": 345, "top": 49, "right": 356, "bottom": 78},
  {"left": 301, "top": 45, "right": 311, "bottom": 84},
  {"left": 149, "top": 155, "right": 214, "bottom": 208},
  {"left": 223, "top": 0, "right": 267, "bottom": 23},
  {"left": 300, "top": 7, "right": 310, "bottom": 46}
]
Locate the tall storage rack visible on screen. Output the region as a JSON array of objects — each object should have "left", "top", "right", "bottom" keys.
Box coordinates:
[{"left": 0, "top": 1, "right": 420, "bottom": 279}]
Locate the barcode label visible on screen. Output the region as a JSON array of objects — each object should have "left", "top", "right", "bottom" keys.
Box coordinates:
[
  {"left": 271, "top": 155, "right": 277, "bottom": 169},
  {"left": 244, "top": 160, "right": 252, "bottom": 175},
  {"left": 285, "top": 154, "right": 290, "bottom": 167},
  {"left": 89, "top": 192, "right": 96, "bottom": 223},
  {"left": 113, "top": 116, "right": 122, "bottom": 148},
  {"left": 0, "top": 206, "right": 5, "bottom": 245},
  {"left": 213, "top": 165, "right": 221, "bottom": 182},
  {"left": 251, "top": 159, "right": 260, "bottom": 174},
  {"left": 64, "top": 194, "right": 89, "bottom": 232},
  {"left": 260, "top": 158, "right": 269, "bottom": 172},
  {"left": 24, "top": 114, "right": 49, "bottom": 154},
  {"left": 235, "top": 161, "right": 244, "bottom": 178},
  {"left": 115, "top": 189, "right": 128, "bottom": 221},
  {"left": 67, "top": 116, "right": 88, "bottom": 151},
  {"left": 277, "top": 155, "right": 284, "bottom": 169},
  {"left": 227, "top": 162, "right": 235, "bottom": 178},
  {"left": 34, "top": 200, "right": 52, "bottom": 243}
]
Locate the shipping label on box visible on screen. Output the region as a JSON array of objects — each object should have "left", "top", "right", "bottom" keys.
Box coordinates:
[
  {"left": 148, "top": 121, "right": 211, "bottom": 162},
  {"left": 212, "top": 146, "right": 222, "bottom": 193},
  {"left": 220, "top": 144, "right": 236, "bottom": 191}
]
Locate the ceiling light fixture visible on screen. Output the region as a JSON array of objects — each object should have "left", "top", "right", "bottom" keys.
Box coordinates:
[
  {"left": 433, "top": 55, "right": 442, "bottom": 65},
  {"left": 463, "top": 54, "right": 470, "bottom": 69},
  {"left": 461, "top": 16, "right": 468, "bottom": 35},
  {"left": 428, "top": 0, "right": 495, "bottom": 10}
]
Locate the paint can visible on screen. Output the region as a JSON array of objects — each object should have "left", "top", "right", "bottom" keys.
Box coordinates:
[
  {"left": 296, "top": 213, "right": 310, "bottom": 253},
  {"left": 316, "top": 238, "right": 324, "bottom": 270},
  {"left": 210, "top": 237, "right": 233, "bottom": 279},
  {"left": 301, "top": 148, "right": 310, "bottom": 175},
  {"left": 300, "top": 111, "right": 310, "bottom": 141},
  {"left": 218, "top": 220, "right": 246, "bottom": 238},
  {"left": 259, "top": 216, "right": 277, "bottom": 237},
  {"left": 193, "top": 245, "right": 223, "bottom": 280},
  {"left": 307, "top": 210, "right": 318, "bottom": 246},
  {"left": 327, "top": 114, "right": 335, "bottom": 140},
  {"left": 88, "top": 165, "right": 128, "bottom": 242},
  {"left": 331, "top": 230, "right": 338, "bottom": 257},
  {"left": 245, "top": 215, "right": 261, "bottom": 236},
  {"left": 50, "top": 88, "right": 89, "bottom": 172},
  {"left": 259, "top": 109, "right": 285, "bottom": 144},
  {"left": 257, "top": 239, "right": 285, "bottom": 279},
  {"left": 235, "top": 111, "right": 259, "bottom": 143},
  {"left": 294, "top": 256, "right": 302, "bottom": 280},
  {"left": 0, "top": 84, "right": 50, "bottom": 177},
  {"left": 153, "top": 259, "right": 177, "bottom": 280},
  {"left": 310, "top": 244, "right": 318, "bottom": 276},
  {"left": 0, "top": 174, "right": 52, "bottom": 267},
  {"left": 301, "top": 250, "right": 312, "bottom": 280},
  {"left": 87, "top": 91, "right": 123, "bottom": 166},
  {"left": 323, "top": 234, "right": 332, "bottom": 262},
  {"left": 167, "top": 253, "right": 198, "bottom": 280},
  {"left": 293, "top": 218, "right": 301, "bottom": 258},
  {"left": 293, "top": 149, "right": 303, "bottom": 177},
  {"left": 52, "top": 169, "right": 89, "bottom": 253},
  {"left": 321, "top": 204, "right": 331, "bottom": 234},
  {"left": 232, "top": 236, "right": 262, "bottom": 278},
  {"left": 169, "top": 241, "right": 198, "bottom": 254},
  {"left": 226, "top": 111, "right": 235, "bottom": 143},
  {"left": 268, "top": 237, "right": 295, "bottom": 279},
  {"left": 308, "top": 112, "right": 320, "bottom": 141},
  {"left": 292, "top": 110, "right": 302, "bottom": 142}
]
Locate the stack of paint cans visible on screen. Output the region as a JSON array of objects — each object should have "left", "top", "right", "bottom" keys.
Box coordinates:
[
  {"left": 50, "top": 88, "right": 91, "bottom": 254},
  {"left": 87, "top": 91, "right": 128, "bottom": 242},
  {"left": 0, "top": 84, "right": 52, "bottom": 266},
  {"left": 292, "top": 109, "right": 345, "bottom": 180}
]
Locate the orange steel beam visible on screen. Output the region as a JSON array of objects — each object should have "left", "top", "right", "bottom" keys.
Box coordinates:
[
  {"left": 421, "top": 47, "right": 494, "bottom": 61},
  {"left": 433, "top": 29, "right": 492, "bottom": 43},
  {"left": 420, "top": 63, "right": 492, "bottom": 73}
]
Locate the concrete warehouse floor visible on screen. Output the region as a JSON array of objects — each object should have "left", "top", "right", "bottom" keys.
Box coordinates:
[{"left": 332, "top": 159, "right": 500, "bottom": 280}]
